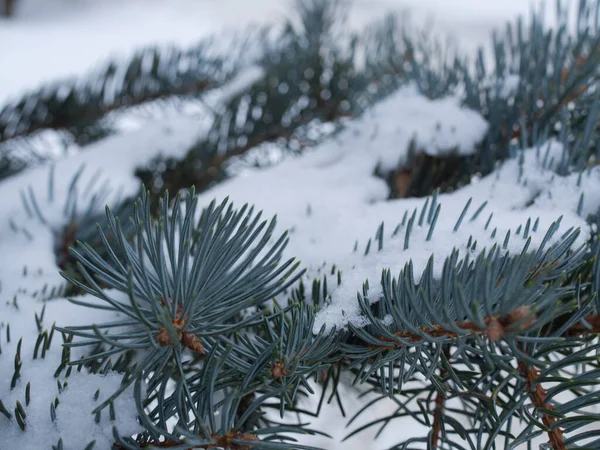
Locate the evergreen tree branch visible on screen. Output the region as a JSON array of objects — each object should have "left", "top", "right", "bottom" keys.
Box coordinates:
[
  {"left": 517, "top": 347, "right": 566, "bottom": 450},
  {"left": 0, "top": 0, "right": 14, "bottom": 17},
  {"left": 0, "top": 29, "right": 268, "bottom": 145},
  {"left": 431, "top": 347, "right": 450, "bottom": 449},
  {"left": 0, "top": 77, "right": 211, "bottom": 144},
  {"left": 113, "top": 430, "right": 261, "bottom": 450}
]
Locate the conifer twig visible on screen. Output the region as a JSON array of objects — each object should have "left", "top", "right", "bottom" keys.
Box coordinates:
[
  {"left": 517, "top": 349, "right": 566, "bottom": 450},
  {"left": 0, "top": 80, "right": 212, "bottom": 143},
  {"left": 431, "top": 347, "right": 450, "bottom": 449},
  {"left": 367, "top": 305, "right": 537, "bottom": 349},
  {"left": 113, "top": 431, "right": 260, "bottom": 449}
]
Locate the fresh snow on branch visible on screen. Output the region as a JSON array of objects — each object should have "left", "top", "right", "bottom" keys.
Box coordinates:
[
  {"left": 0, "top": 62, "right": 597, "bottom": 450},
  {"left": 186, "top": 85, "right": 595, "bottom": 331}
]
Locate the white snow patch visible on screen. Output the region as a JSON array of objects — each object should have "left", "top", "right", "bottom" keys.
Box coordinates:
[
  {"left": 1, "top": 78, "right": 595, "bottom": 448},
  {"left": 194, "top": 85, "right": 488, "bottom": 260},
  {"left": 0, "top": 112, "right": 205, "bottom": 448},
  {"left": 0, "top": 294, "right": 142, "bottom": 449},
  {"left": 0, "top": 2, "right": 596, "bottom": 449},
  {"left": 496, "top": 74, "right": 521, "bottom": 99},
  {"left": 0, "top": 0, "right": 577, "bottom": 106},
  {"left": 180, "top": 87, "right": 590, "bottom": 333},
  {"left": 313, "top": 140, "right": 594, "bottom": 331}
]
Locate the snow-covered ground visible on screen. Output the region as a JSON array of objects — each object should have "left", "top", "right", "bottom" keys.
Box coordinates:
[{"left": 1, "top": 1, "right": 596, "bottom": 449}]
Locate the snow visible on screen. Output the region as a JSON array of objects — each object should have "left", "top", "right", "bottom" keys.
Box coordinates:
[
  {"left": 0, "top": 294, "right": 143, "bottom": 449},
  {"left": 0, "top": 0, "right": 284, "bottom": 105},
  {"left": 495, "top": 74, "right": 521, "bottom": 99},
  {"left": 0, "top": 0, "right": 577, "bottom": 106},
  {"left": 1, "top": 1, "right": 597, "bottom": 449},
  {"left": 383, "top": 91, "right": 488, "bottom": 161},
  {"left": 195, "top": 84, "right": 489, "bottom": 265},
  {"left": 188, "top": 88, "right": 591, "bottom": 332},
  {"left": 2, "top": 81, "right": 593, "bottom": 449},
  {"left": 314, "top": 140, "right": 595, "bottom": 331},
  {"left": 0, "top": 117, "right": 203, "bottom": 448}
]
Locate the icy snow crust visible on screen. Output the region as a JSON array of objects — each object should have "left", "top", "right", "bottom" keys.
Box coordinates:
[{"left": 1, "top": 77, "right": 598, "bottom": 447}]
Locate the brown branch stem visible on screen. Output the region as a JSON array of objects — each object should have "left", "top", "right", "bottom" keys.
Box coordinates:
[
  {"left": 517, "top": 348, "right": 566, "bottom": 450},
  {"left": 369, "top": 308, "right": 600, "bottom": 351},
  {"left": 369, "top": 305, "right": 536, "bottom": 349},
  {"left": 431, "top": 347, "right": 450, "bottom": 449},
  {"left": 113, "top": 431, "right": 260, "bottom": 449},
  {"left": 0, "top": 80, "right": 212, "bottom": 143}
]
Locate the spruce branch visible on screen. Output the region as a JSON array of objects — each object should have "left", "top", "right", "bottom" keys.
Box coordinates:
[
  {"left": 430, "top": 347, "right": 450, "bottom": 449},
  {"left": 371, "top": 0, "right": 599, "bottom": 199},
  {"left": 363, "top": 304, "right": 538, "bottom": 349},
  {"left": 113, "top": 430, "right": 261, "bottom": 450},
  {"left": 338, "top": 216, "right": 595, "bottom": 448},
  {"left": 344, "top": 217, "right": 586, "bottom": 376},
  {"left": 0, "top": 30, "right": 267, "bottom": 144},
  {"left": 462, "top": 0, "right": 600, "bottom": 173},
  {"left": 52, "top": 187, "right": 340, "bottom": 446},
  {"left": 137, "top": 0, "right": 363, "bottom": 206},
  {"left": 517, "top": 347, "right": 566, "bottom": 450},
  {"left": 225, "top": 302, "right": 341, "bottom": 419},
  {"left": 13, "top": 164, "right": 136, "bottom": 296}
]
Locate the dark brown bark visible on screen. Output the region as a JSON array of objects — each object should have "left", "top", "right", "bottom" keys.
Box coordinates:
[
  {"left": 517, "top": 349, "right": 566, "bottom": 450},
  {"left": 431, "top": 347, "right": 450, "bottom": 449},
  {"left": 2, "top": 0, "right": 15, "bottom": 17}
]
